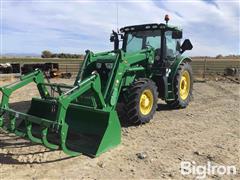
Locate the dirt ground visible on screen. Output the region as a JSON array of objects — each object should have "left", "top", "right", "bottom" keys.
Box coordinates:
[{"left": 0, "top": 78, "right": 239, "bottom": 179}]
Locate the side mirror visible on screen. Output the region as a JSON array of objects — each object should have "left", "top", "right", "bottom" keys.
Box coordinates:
[
  {"left": 172, "top": 30, "right": 182, "bottom": 39},
  {"left": 110, "top": 33, "right": 123, "bottom": 42},
  {"left": 181, "top": 39, "right": 193, "bottom": 53},
  {"left": 110, "top": 34, "right": 115, "bottom": 42},
  {"left": 110, "top": 30, "right": 119, "bottom": 50}
]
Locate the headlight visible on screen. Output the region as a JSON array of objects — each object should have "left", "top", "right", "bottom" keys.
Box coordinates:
[
  {"left": 96, "top": 63, "right": 102, "bottom": 69},
  {"left": 105, "top": 63, "right": 113, "bottom": 69}
]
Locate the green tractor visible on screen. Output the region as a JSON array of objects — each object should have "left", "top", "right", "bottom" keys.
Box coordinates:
[{"left": 0, "top": 15, "right": 193, "bottom": 157}]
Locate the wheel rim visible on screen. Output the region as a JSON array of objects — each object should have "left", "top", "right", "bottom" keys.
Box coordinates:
[
  {"left": 139, "top": 89, "right": 154, "bottom": 115},
  {"left": 179, "top": 71, "right": 190, "bottom": 100}
]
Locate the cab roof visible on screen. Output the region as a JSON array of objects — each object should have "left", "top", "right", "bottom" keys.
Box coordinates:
[{"left": 120, "top": 23, "right": 181, "bottom": 33}]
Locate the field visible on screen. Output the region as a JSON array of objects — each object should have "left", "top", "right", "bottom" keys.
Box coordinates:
[{"left": 0, "top": 78, "right": 239, "bottom": 179}]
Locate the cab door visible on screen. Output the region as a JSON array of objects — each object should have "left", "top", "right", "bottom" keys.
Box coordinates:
[{"left": 164, "top": 31, "right": 180, "bottom": 63}]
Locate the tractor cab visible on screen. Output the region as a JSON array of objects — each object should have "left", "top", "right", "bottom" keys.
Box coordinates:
[{"left": 110, "top": 15, "right": 193, "bottom": 68}]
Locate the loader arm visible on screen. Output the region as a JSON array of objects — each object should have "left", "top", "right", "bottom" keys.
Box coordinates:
[
  {"left": 99, "top": 49, "right": 154, "bottom": 108},
  {"left": 0, "top": 70, "right": 49, "bottom": 127},
  {"left": 0, "top": 70, "right": 48, "bottom": 109}
]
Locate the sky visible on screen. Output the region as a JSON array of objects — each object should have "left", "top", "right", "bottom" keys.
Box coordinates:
[{"left": 1, "top": 0, "right": 239, "bottom": 56}]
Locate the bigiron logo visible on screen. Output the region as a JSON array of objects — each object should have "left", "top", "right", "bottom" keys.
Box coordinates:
[{"left": 180, "top": 161, "right": 237, "bottom": 179}]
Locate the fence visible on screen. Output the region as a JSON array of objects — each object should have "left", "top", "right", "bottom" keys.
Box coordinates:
[{"left": 1, "top": 58, "right": 240, "bottom": 78}]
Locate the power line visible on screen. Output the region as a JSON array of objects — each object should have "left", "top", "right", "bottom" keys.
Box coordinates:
[{"left": 116, "top": 2, "right": 119, "bottom": 31}]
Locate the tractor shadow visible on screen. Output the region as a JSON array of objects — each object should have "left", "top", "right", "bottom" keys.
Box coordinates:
[
  {"left": 0, "top": 134, "right": 76, "bottom": 165},
  {"left": 119, "top": 103, "right": 176, "bottom": 127},
  {"left": 0, "top": 137, "right": 76, "bottom": 165},
  {"left": 8, "top": 100, "right": 32, "bottom": 113},
  {"left": 0, "top": 101, "right": 176, "bottom": 164},
  {"left": 0, "top": 152, "right": 75, "bottom": 165},
  {"left": 0, "top": 131, "right": 76, "bottom": 165},
  {"left": 0, "top": 101, "right": 77, "bottom": 165},
  {"left": 157, "top": 103, "right": 177, "bottom": 111}
]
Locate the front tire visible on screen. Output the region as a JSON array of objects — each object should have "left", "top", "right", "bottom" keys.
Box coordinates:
[{"left": 124, "top": 78, "right": 158, "bottom": 124}]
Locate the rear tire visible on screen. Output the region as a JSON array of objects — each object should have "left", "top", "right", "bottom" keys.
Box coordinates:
[
  {"left": 166, "top": 62, "right": 193, "bottom": 108},
  {"left": 123, "top": 78, "right": 158, "bottom": 124}
]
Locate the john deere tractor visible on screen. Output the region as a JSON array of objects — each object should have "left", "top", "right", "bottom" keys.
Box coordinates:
[{"left": 0, "top": 15, "right": 193, "bottom": 156}]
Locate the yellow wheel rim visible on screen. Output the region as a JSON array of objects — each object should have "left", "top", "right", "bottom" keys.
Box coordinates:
[
  {"left": 179, "top": 71, "right": 190, "bottom": 100},
  {"left": 139, "top": 89, "right": 154, "bottom": 115}
]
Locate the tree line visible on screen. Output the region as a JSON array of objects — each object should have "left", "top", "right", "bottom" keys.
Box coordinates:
[
  {"left": 42, "top": 50, "right": 239, "bottom": 59},
  {"left": 192, "top": 54, "right": 240, "bottom": 59},
  {"left": 41, "top": 50, "right": 84, "bottom": 59}
]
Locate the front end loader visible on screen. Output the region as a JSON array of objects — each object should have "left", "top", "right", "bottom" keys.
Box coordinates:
[{"left": 0, "top": 15, "right": 193, "bottom": 156}]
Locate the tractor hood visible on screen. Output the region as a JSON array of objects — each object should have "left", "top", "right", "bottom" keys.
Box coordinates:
[{"left": 92, "top": 51, "right": 118, "bottom": 63}]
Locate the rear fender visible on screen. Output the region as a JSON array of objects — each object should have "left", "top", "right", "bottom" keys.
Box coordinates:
[
  {"left": 166, "top": 56, "right": 192, "bottom": 100},
  {"left": 169, "top": 56, "right": 192, "bottom": 79}
]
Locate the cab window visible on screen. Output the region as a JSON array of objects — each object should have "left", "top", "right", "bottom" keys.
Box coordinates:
[
  {"left": 125, "top": 30, "right": 161, "bottom": 53},
  {"left": 126, "top": 34, "right": 143, "bottom": 53},
  {"left": 165, "top": 31, "right": 178, "bottom": 58},
  {"left": 146, "top": 36, "right": 160, "bottom": 49}
]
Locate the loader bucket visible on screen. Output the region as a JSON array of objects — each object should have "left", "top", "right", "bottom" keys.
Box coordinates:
[{"left": 19, "top": 98, "right": 121, "bottom": 157}]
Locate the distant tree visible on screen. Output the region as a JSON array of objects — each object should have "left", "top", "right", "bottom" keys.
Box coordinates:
[
  {"left": 58, "top": 53, "right": 65, "bottom": 58},
  {"left": 51, "top": 53, "right": 58, "bottom": 58},
  {"left": 216, "top": 54, "right": 223, "bottom": 59},
  {"left": 41, "top": 50, "right": 84, "bottom": 59},
  {"left": 41, "top": 50, "right": 52, "bottom": 58}
]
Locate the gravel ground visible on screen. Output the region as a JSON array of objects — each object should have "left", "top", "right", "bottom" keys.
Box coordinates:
[{"left": 0, "top": 78, "right": 239, "bottom": 179}]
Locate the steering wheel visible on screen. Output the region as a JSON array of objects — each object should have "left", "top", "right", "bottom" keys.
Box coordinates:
[{"left": 154, "top": 48, "right": 161, "bottom": 61}]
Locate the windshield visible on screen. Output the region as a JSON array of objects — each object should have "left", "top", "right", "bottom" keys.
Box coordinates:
[{"left": 124, "top": 30, "right": 161, "bottom": 53}]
